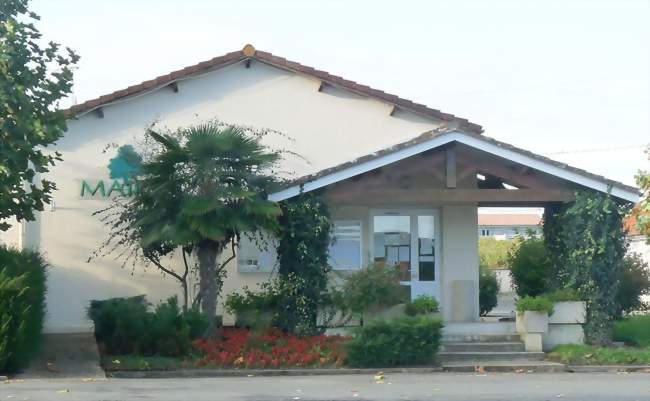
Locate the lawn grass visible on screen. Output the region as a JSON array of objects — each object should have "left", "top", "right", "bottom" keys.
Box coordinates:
[
  {"left": 614, "top": 315, "right": 650, "bottom": 347},
  {"left": 548, "top": 344, "right": 650, "bottom": 365},
  {"left": 101, "top": 355, "right": 191, "bottom": 371}
]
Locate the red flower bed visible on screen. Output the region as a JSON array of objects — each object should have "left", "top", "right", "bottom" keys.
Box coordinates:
[{"left": 193, "top": 328, "right": 349, "bottom": 369}]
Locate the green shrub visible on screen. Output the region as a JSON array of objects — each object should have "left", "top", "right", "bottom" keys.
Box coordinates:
[
  {"left": 0, "top": 245, "right": 47, "bottom": 373},
  {"left": 336, "top": 263, "right": 407, "bottom": 324},
  {"left": 87, "top": 295, "right": 208, "bottom": 356},
  {"left": 479, "top": 264, "right": 499, "bottom": 316},
  {"left": 615, "top": 254, "right": 650, "bottom": 317},
  {"left": 508, "top": 237, "right": 550, "bottom": 297},
  {"left": 88, "top": 295, "right": 150, "bottom": 355},
  {"left": 225, "top": 273, "right": 316, "bottom": 334},
  {"left": 479, "top": 238, "right": 514, "bottom": 269},
  {"left": 516, "top": 296, "right": 554, "bottom": 315},
  {"left": 613, "top": 315, "right": 650, "bottom": 347},
  {"left": 404, "top": 295, "right": 439, "bottom": 316},
  {"left": 345, "top": 316, "right": 443, "bottom": 367},
  {"left": 546, "top": 288, "right": 582, "bottom": 302}
]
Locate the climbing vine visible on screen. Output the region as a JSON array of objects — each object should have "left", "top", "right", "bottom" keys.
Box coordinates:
[
  {"left": 543, "top": 191, "right": 630, "bottom": 345},
  {"left": 275, "top": 190, "right": 332, "bottom": 334}
]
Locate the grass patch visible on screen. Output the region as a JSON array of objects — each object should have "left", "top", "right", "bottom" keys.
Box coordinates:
[
  {"left": 614, "top": 315, "right": 650, "bottom": 347},
  {"left": 548, "top": 344, "right": 650, "bottom": 365},
  {"left": 101, "top": 355, "right": 191, "bottom": 371}
]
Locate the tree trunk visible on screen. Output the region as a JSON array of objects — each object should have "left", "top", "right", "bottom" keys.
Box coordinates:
[
  {"left": 181, "top": 280, "right": 188, "bottom": 314},
  {"left": 198, "top": 241, "right": 221, "bottom": 337}
]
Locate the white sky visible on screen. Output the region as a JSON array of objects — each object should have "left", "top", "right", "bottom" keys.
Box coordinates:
[{"left": 32, "top": 0, "right": 649, "bottom": 187}]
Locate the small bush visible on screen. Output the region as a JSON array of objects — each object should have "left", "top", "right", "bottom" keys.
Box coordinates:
[
  {"left": 479, "top": 264, "right": 499, "bottom": 316},
  {"left": 404, "top": 295, "right": 439, "bottom": 316},
  {"left": 546, "top": 288, "right": 582, "bottom": 302},
  {"left": 508, "top": 237, "right": 550, "bottom": 297},
  {"left": 336, "top": 263, "right": 407, "bottom": 323},
  {"left": 225, "top": 273, "right": 315, "bottom": 334},
  {"left": 615, "top": 254, "right": 650, "bottom": 317},
  {"left": 87, "top": 295, "right": 208, "bottom": 356},
  {"left": 0, "top": 245, "right": 47, "bottom": 373},
  {"left": 88, "top": 295, "right": 150, "bottom": 355},
  {"left": 613, "top": 315, "right": 650, "bottom": 347},
  {"left": 516, "top": 296, "right": 554, "bottom": 315},
  {"left": 345, "top": 316, "right": 443, "bottom": 367}
]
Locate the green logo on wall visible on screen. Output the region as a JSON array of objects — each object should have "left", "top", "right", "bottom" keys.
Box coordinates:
[{"left": 80, "top": 145, "right": 143, "bottom": 198}]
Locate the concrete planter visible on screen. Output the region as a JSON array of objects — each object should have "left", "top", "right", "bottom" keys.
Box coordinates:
[
  {"left": 516, "top": 311, "right": 549, "bottom": 334},
  {"left": 549, "top": 301, "right": 586, "bottom": 324},
  {"left": 516, "top": 311, "right": 549, "bottom": 352},
  {"left": 542, "top": 324, "right": 585, "bottom": 351},
  {"left": 543, "top": 301, "right": 586, "bottom": 351}
]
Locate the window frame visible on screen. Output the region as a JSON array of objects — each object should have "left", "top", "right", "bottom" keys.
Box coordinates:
[{"left": 328, "top": 220, "right": 363, "bottom": 271}]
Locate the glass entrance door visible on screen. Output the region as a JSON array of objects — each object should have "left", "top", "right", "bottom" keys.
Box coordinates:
[{"left": 371, "top": 210, "right": 439, "bottom": 301}]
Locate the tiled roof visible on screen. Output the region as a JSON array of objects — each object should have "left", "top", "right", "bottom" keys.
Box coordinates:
[
  {"left": 65, "top": 44, "right": 482, "bottom": 133},
  {"left": 281, "top": 128, "right": 639, "bottom": 198}
]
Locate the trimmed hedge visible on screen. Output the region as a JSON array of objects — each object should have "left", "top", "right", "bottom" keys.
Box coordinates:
[
  {"left": 0, "top": 245, "right": 47, "bottom": 373},
  {"left": 87, "top": 295, "right": 208, "bottom": 357},
  {"left": 345, "top": 316, "right": 443, "bottom": 367}
]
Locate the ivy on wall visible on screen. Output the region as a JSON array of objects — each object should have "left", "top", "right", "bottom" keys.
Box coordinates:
[
  {"left": 276, "top": 190, "right": 332, "bottom": 334},
  {"left": 544, "top": 191, "right": 631, "bottom": 345}
]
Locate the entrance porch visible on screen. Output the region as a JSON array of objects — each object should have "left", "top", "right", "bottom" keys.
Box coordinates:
[{"left": 270, "top": 129, "right": 639, "bottom": 325}]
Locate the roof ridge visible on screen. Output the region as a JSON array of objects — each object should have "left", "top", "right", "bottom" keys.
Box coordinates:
[{"left": 64, "top": 44, "right": 482, "bottom": 133}]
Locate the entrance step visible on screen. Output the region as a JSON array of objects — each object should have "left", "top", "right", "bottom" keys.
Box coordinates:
[
  {"left": 438, "top": 351, "right": 544, "bottom": 364},
  {"left": 441, "top": 341, "right": 525, "bottom": 352},
  {"left": 441, "top": 334, "right": 521, "bottom": 343}
]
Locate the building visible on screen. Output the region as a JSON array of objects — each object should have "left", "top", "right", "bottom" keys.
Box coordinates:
[
  {"left": 477, "top": 213, "right": 542, "bottom": 240},
  {"left": 0, "top": 45, "right": 639, "bottom": 333}
]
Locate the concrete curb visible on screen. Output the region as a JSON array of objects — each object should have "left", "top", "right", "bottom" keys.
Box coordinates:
[
  {"left": 567, "top": 365, "right": 650, "bottom": 373},
  {"left": 107, "top": 367, "right": 444, "bottom": 379},
  {"left": 442, "top": 363, "right": 567, "bottom": 373}
]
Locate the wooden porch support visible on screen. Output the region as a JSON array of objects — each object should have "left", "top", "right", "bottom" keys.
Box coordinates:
[{"left": 446, "top": 146, "right": 457, "bottom": 188}]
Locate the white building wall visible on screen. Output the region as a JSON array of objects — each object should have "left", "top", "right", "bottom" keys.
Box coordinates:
[{"left": 27, "top": 60, "right": 443, "bottom": 333}]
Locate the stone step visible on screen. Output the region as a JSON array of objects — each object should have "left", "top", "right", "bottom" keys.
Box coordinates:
[
  {"left": 441, "top": 341, "right": 525, "bottom": 352},
  {"left": 442, "top": 361, "right": 566, "bottom": 373},
  {"left": 441, "top": 334, "right": 521, "bottom": 343},
  {"left": 438, "top": 351, "right": 545, "bottom": 364}
]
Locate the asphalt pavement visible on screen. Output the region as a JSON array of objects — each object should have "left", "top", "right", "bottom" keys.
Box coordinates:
[{"left": 2, "top": 371, "right": 650, "bottom": 401}]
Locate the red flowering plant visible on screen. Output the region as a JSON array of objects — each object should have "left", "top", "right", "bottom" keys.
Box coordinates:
[{"left": 193, "top": 328, "right": 349, "bottom": 369}]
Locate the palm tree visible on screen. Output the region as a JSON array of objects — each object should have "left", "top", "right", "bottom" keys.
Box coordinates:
[{"left": 133, "top": 123, "right": 282, "bottom": 334}]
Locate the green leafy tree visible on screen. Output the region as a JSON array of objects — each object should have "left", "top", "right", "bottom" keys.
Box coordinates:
[
  {"left": 545, "top": 191, "right": 630, "bottom": 345},
  {"left": 0, "top": 0, "right": 78, "bottom": 230},
  {"left": 634, "top": 147, "right": 649, "bottom": 242},
  {"left": 94, "top": 123, "right": 282, "bottom": 335}
]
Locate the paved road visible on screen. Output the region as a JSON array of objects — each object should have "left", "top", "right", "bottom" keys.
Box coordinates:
[{"left": 2, "top": 372, "right": 650, "bottom": 401}]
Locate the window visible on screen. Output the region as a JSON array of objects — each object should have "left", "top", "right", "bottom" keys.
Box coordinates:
[
  {"left": 237, "top": 232, "right": 278, "bottom": 272},
  {"left": 328, "top": 221, "right": 362, "bottom": 270},
  {"left": 480, "top": 228, "right": 491, "bottom": 237}
]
